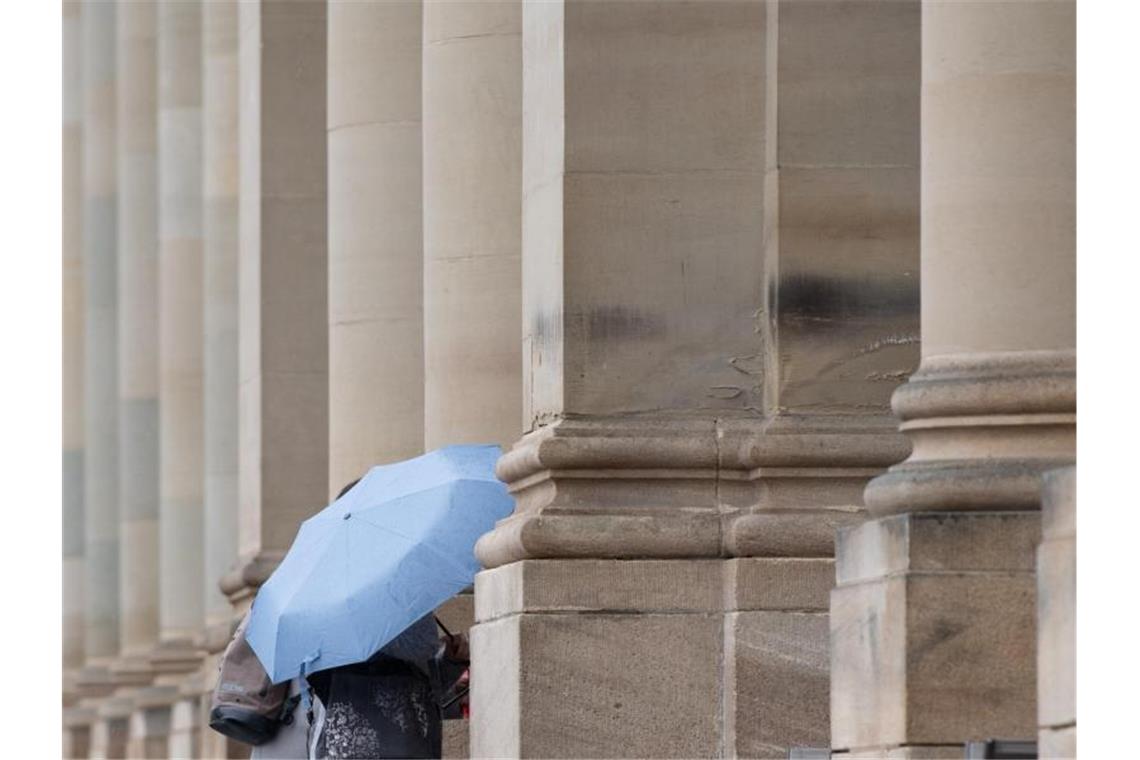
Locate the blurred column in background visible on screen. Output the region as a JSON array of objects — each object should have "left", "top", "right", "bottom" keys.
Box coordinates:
[
  {"left": 115, "top": 2, "right": 171, "bottom": 755},
  {"left": 326, "top": 0, "right": 424, "bottom": 497},
  {"left": 833, "top": 1, "right": 1076, "bottom": 755},
  {"left": 421, "top": 2, "right": 523, "bottom": 754},
  {"left": 62, "top": 0, "right": 92, "bottom": 753},
  {"left": 156, "top": 1, "right": 207, "bottom": 755},
  {"left": 199, "top": 1, "right": 243, "bottom": 757},
  {"left": 224, "top": 0, "right": 328, "bottom": 624},
  {"left": 78, "top": 0, "right": 126, "bottom": 755}
]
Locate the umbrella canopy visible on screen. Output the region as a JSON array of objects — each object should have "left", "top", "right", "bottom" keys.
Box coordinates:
[{"left": 245, "top": 444, "right": 513, "bottom": 684}]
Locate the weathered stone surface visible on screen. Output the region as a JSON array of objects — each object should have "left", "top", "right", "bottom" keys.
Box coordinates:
[
  {"left": 725, "top": 611, "right": 829, "bottom": 758},
  {"left": 831, "top": 514, "right": 1038, "bottom": 753},
  {"left": 1038, "top": 466, "right": 1075, "bottom": 751},
  {"left": 724, "top": 558, "right": 833, "bottom": 612},
  {"left": 473, "top": 609, "right": 721, "bottom": 758},
  {"left": 475, "top": 559, "right": 723, "bottom": 623},
  {"left": 836, "top": 511, "right": 1039, "bottom": 585}
]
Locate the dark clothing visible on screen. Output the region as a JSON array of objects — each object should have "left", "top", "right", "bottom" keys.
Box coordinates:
[{"left": 307, "top": 614, "right": 442, "bottom": 759}]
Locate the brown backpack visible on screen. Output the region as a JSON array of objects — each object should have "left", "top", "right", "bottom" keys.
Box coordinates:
[{"left": 208, "top": 612, "right": 301, "bottom": 746}]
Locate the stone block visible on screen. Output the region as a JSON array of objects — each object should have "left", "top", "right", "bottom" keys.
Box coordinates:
[
  {"left": 724, "top": 558, "right": 834, "bottom": 612},
  {"left": 475, "top": 559, "right": 723, "bottom": 623},
  {"left": 127, "top": 704, "right": 171, "bottom": 760},
  {"left": 1038, "top": 724, "right": 1076, "bottom": 760},
  {"left": 831, "top": 513, "right": 1037, "bottom": 753},
  {"left": 1041, "top": 467, "right": 1075, "bottom": 540},
  {"left": 472, "top": 603, "right": 721, "bottom": 758},
  {"left": 725, "top": 611, "right": 829, "bottom": 758},
  {"left": 1037, "top": 535, "right": 1075, "bottom": 729},
  {"left": 443, "top": 719, "right": 469, "bottom": 759},
  {"left": 836, "top": 512, "right": 1039, "bottom": 585}
]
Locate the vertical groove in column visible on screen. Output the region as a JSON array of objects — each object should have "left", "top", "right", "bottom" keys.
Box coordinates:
[
  {"left": 82, "top": 0, "right": 120, "bottom": 664},
  {"left": 422, "top": 0, "right": 522, "bottom": 449},
  {"left": 202, "top": 0, "right": 240, "bottom": 641},
  {"left": 63, "top": 0, "right": 86, "bottom": 673},
  {"left": 327, "top": 0, "right": 424, "bottom": 496},
  {"left": 116, "top": 0, "right": 160, "bottom": 660},
  {"left": 158, "top": 0, "right": 205, "bottom": 644}
]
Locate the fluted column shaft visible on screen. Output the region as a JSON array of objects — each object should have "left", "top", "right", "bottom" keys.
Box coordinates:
[
  {"left": 327, "top": 0, "right": 423, "bottom": 495},
  {"left": 228, "top": 0, "right": 328, "bottom": 609},
  {"left": 422, "top": 0, "right": 522, "bottom": 451},
  {"left": 202, "top": 0, "right": 240, "bottom": 644},
  {"left": 116, "top": 0, "right": 161, "bottom": 666},
  {"left": 157, "top": 0, "right": 205, "bottom": 648},
  {"left": 81, "top": 0, "right": 120, "bottom": 671},
  {"left": 63, "top": 0, "right": 86, "bottom": 678}
]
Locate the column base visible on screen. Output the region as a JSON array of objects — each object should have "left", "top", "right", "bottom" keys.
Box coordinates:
[
  {"left": 90, "top": 695, "right": 133, "bottom": 760},
  {"left": 127, "top": 686, "right": 180, "bottom": 760},
  {"left": 63, "top": 706, "right": 96, "bottom": 759},
  {"left": 830, "top": 512, "right": 1040, "bottom": 755},
  {"left": 471, "top": 557, "right": 834, "bottom": 759}
]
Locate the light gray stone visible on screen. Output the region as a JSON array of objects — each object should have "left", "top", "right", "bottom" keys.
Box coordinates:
[{"left": 831, "top": 513, "right": 1038, "bottom": 753}]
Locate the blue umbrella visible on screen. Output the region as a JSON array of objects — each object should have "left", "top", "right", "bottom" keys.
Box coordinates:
[{"left": 245, "top": 444, "right": 512, "bottom": 684}]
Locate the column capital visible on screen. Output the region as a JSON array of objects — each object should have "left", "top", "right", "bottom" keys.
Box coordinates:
[{"left": 864, "top": 348, "right": 1075, "bottom": 516}]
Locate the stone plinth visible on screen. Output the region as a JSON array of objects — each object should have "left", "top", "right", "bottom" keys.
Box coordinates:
[
  {"left": 64, "top": 706, "right": 96, "bottom": 760},
  {"left": 472, "top": 558, "right": 836, "bottom": 759},
  {"left": 830, "top": 513, "right": 1040, "bottom": 755},
  {"left": 1037, "top": 467, "right": 1075, "bottom": 758},
  {"left": 92, "top": 694, "right": 133, "bottom": 760},
  {"left": 472, "top": 560, "right": 724, "bottom": 759},
  {"left": 724, "top": 558, "right": 833, "bottom": 758}
]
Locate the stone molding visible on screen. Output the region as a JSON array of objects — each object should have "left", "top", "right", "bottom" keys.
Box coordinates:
[
  {"left": 475, "top": 414, "right": 907, "bottom": 568},
  {"left": 864, "top": 349, "right": 1075, "bottom": 516},
  {"left": 146, "top": 638, "right": 204, "bottom": 676},
  {"left": 220, "top": 549, "right": 286, "bottom": 604}
]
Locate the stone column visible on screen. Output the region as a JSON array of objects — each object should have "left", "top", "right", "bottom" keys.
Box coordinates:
[
  {"left": 62, "top": 0, "right": 85, "bottom": 687},
  {"left": 327, "top": 0, "right": 423, "bottom": 497},
  {"left": 421, "top": 3, "right": 523, "bottom": 754},
  {"left": 223, "top": 0, "right": 327, "bottom": 615},
  {"left": 469, "top": 2, "right": 918, "bottom": 756},
  {"left": 63, "top": 4, "right": 92, "bottom": 750},
  {"left": 77, "top": 0, "right": 120, "bottom": 701},
  {"left": 1037, "top": 468, "right": 1075, "bottom": 759},
  {"left": 198, "top": 2, "right": 242, "bottom": 758},
  {"left": 153, "top": 3, "right": 207, "bottom": 756},
  {"left": 832, "top": 1, "right": 1076, "bottom": 755},
  {"left": 422, "top": 1, "right": 522, "bottom": 452},
  {"left": 115, "top": 0, "right": 161, "bottom": 686}
]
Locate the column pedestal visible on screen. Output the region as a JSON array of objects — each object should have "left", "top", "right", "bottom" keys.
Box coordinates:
[
  {"left": 127, "top": 686, "right": 180, "bottom": 760},
  {"left": 472, "top": 559, "right": 724, "bottom": 759},
  {"left": 64, "top": 706, "right": 96, "bottom": 760},
  {"left": 472, "top": 558, "right": 835, "bottom": 759},
  {"left": 92, "top": 695, "right": 133, "bottom": 759},
  {"left": 1037, "top": 468, "right": 1075, "bottom": 759},
  {"left": 830, "top": 512, "right": 1040, "bottom": 756}
]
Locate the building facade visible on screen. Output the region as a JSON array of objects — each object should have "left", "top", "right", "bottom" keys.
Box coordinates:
[{"left": 61, "top": 1, "right": 1075, "bottom": 758}]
